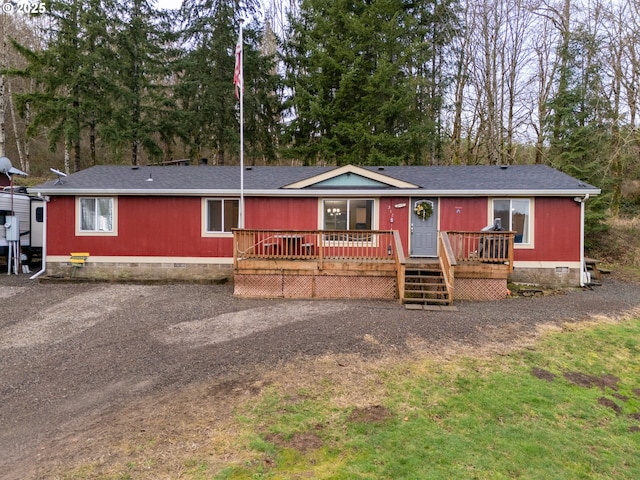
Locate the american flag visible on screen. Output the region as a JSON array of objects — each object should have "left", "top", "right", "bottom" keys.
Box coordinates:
[{"left": 233, "top": 32, "right": 243, "bottom": 99}]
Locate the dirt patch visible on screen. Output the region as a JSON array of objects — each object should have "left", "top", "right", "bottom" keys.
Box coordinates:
[
  {"left": 563, "top": 372, "right": 620, "bottom": 391},
  {"left": 627, "top": 411, "right": 640, "bottom": 433},
  {"left": 266, "top": 432, "right": 324, "bottom": 453},
  {"left": 348, "top": 405, "right": 392, "bottom": 424},
  {"left": 531, "top": 367, "right": 556, "bottom": 382},
  {"left": 598, "top": 397, "right": 622, "bottom": 414}
]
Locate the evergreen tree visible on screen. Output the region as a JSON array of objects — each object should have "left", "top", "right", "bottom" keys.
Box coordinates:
[
  {"left": 282, "top": 0, "right": 459, "bottom": 166},
  {"left": 11, "top": 0, "right": 89, "bottom": 172},
  {"left": 242, "top": 23, "right": 282, "bottom": 165},
  {"left": 175, "top": 0, "right": 239, "bottom": 165},
  {"left": 10, "top": 0, "right": 141, "bottom": 171},
  {"left": 106, "top": 0, "right": 173, "bottom": 165},
  {"left": 76, "top": 0, "right": 121, "bottom": 166},
  {"left": 545, "top": 24, "right": 612, "bottom": 234},
  {"left": 175, "top": 0, "right": 278, "bottom": 165},
  {"left": 408, "top": 0, "right": 459, "bottom": 165}
]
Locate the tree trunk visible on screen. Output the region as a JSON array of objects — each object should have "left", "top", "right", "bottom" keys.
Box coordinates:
[
  {"left": 0, "top": 74, "right": 5, "bottom": 158},
  {"left": 64, "top": 139, "right": 71, "bottom": 174},
  {"left": 7, "top": 80, "right": 27, "bottom": 172},
  {"left": 74, "top": 139, "right": 81, "bottom": 173},
  {"left": 89, "top": 120, "right": 96, "bottom": 165},
  {"left": 217, "top": 142, "right": 225, "bottom": 166}
]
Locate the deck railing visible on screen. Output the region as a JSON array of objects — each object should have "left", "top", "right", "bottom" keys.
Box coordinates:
[
  {"left": 392, "top": 230, "right": 407, "bottom": 302},
  {"left": 445, "top": 230, "right": 515, "bottom": 271},
  {"left": 438, "top": 232, "right": 457, "bottom": 297},
  {"left": 234, "top": 229, "right": 398, "bottom": 267}
]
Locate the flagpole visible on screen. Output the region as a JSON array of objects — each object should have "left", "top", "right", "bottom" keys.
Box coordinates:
[{"left": 238, "top": 23, "right": 245, "bottom": 229}]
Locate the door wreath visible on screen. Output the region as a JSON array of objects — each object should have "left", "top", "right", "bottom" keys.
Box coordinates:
[{"left": 414, "top": 200, "right": 433, "bottom": 221}]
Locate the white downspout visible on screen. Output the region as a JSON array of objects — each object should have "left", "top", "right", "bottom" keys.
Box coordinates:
[
  {"left": 30, "top": 196, "right": 47, "bottom": 280},
  {"left": 579, "top": 194, "right": 589, "bottom": 287}
]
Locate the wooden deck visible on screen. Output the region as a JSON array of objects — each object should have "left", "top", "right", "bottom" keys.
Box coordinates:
[
  {"left": 233, "top": 229, "right": 400, "bottom": 299},
  {"left": 233, "top": 229, "right": 514, "bottom": 303}
]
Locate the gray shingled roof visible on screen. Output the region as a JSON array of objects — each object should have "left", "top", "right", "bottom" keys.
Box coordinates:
[{"left": 32, "top": 164, "right": 600, "bottom": 196}]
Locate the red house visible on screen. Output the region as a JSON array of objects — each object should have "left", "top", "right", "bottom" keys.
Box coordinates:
[{"left": 32, "top": 164, "right": 600, "bottom": 304}]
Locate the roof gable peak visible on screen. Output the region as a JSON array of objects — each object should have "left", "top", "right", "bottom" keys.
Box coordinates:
[{"left": 282, "top": 164, "right": 419, "bottom": 189}]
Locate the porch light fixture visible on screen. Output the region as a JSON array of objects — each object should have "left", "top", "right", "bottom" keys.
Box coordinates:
[{"left": 387, "top": 244, "right": 392, "bottom": 256}]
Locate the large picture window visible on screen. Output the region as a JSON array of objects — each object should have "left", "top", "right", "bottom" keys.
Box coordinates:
[
  {"left": 493, "top": 198, "right": 531, "bottom": 244},
  {"left": 322, "top": 199, "right": 374, "bottom": 231},
  {"left": 205, "top": 199, "right": 239, "bottom": 233},
  {"left": 321, "top": 199, "right": 375, "bottom": 242},
  {"left": 79, "top": 197, "right": 115, "bottom": 233}
]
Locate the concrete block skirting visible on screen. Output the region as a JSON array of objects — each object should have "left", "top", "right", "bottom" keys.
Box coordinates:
[
  {"left": 509, "top": 267, "right": 580, "bottom": 287},
  {"left": 45, "top": 261, "right": 234, "bottom": 283}
]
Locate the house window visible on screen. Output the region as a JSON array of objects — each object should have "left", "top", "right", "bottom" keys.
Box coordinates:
[
  {"left": 322, "top": 199, "right": 374, "bottom": 231},
  {"left": 321, "top": 199, "right": 375, "bottom": 242},
  {"left": 205, "top": 199, "right": 239, "bottom": 233},
  {"left": 0, "top": 209, "right": 10, "bottom": 225},
  {"left": 79, "top": 197, "right": 115, "bottom": 233},
  {"left": 492, "top": 198, "right": 531, "bottom": 244}
]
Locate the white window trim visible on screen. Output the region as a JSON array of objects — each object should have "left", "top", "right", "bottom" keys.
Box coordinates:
[
  {"left": 318, "top": 198, "right": 378, "bottom": 245},
  {"left": 75, "top": 196, "right": 118, "bottom": 237},
  {"left": 489, "top": 197, "right": 534, "bottom": 250},
  {"left": 201, "top": 198, "right": 238, "bottom": 237}
]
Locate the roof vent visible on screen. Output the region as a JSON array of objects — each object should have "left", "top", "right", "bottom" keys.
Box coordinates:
[
  {"left": 499, "top": 165, "right": 508, "bottom": 169},
  {"left": 378, "top": 167, "right": 385, "bottom": 171},
  {"left": 246, "top": 166, "right": 252, "bottom": 171}
]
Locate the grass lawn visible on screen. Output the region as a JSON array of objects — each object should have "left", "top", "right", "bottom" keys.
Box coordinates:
[{"left": 211, "top": 317, "right": 640, "bottom": 480}]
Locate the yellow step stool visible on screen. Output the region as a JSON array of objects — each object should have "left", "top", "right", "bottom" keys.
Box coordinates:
[{"left": 69, "top": 252, "right": 90, "bottom": 276}]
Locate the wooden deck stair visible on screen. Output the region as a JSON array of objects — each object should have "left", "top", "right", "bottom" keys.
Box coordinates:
[{"left": 403, "top": 262, "right": 452, "bottom": 307}]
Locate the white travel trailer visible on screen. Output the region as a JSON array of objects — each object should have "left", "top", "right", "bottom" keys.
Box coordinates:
[{"left": 0, "top": 187, "right": 44, "bottom": 263}]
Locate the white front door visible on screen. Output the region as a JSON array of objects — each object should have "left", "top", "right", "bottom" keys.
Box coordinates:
[{"left": 410, "top": 198, "right": 438, "bottom": 257}]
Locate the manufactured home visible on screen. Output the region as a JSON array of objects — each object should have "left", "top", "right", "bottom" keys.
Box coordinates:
[{"left": 32, "top": 164, "right": 600, "bottom": 304}]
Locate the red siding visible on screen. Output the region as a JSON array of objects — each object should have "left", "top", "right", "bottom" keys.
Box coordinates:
[
  {"left": 518, "top": 197, "right": 581, "bottom": 262},
  {"left": 245, "top": 197, "right": 318, "bottom": 229},
  {"left": 439, "top": 198, "right": 489, "bottom": 231},
  {"left": 439, "top": 197, "right": 581, "bottom": 262},
  {"left": 378, "top": 197, "right": 410, "bottom": 254},
  {"left": 46, "top": 194, "right": 582, "bottom": 263},
  {"left": 47, "top": 196, "right": 233, "bottom": 257}
]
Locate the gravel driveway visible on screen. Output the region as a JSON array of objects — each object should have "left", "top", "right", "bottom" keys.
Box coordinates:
[{"left": 1, "top": 273, "right": 639, "bottom": 479}]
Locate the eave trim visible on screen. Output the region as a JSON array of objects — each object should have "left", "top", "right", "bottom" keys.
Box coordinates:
[
  {"left": 31, "top": 188, "right": 602, "bottom": 197},
  {"left": 281, "top": 164, "right": 420, "bottom": 189}
]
